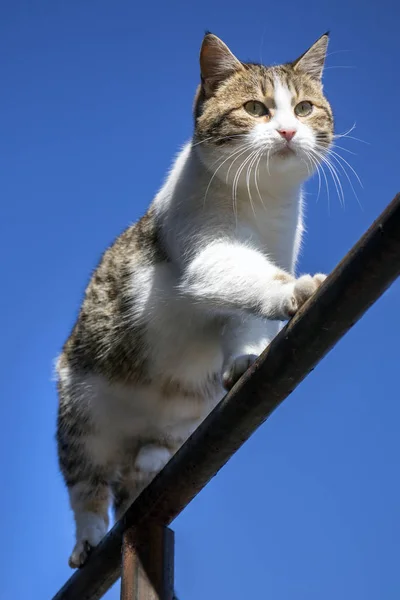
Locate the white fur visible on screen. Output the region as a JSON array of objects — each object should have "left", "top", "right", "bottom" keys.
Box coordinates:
[{"left": 135, "top": 446, "right": 172, "bottom": 473}]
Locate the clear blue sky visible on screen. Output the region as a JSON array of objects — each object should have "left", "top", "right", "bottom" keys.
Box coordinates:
[{"left": 1, "top": 1, "right": 399, "bottom": 599}]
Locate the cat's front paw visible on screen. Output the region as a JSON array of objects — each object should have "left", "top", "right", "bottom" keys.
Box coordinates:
[
  {"left": 222, "top": 354, "right": 258, "bottom": 391},
  {"left": 283, "top": 273, "right": 327, "bottom": 318}
]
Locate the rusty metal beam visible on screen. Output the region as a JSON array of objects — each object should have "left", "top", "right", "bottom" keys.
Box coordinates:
[
  {"left": 52, "top": 193, "right": 400, "bottom": 600},
  {"left": 120, "top": 525, "right": 175, "bottom": 600}
]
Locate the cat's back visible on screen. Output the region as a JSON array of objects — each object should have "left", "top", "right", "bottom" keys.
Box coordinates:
[{"left": 58, "top": 206, "right": 169, "bottom": 381}]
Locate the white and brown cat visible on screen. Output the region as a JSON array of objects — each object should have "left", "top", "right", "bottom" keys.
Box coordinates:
[{"left": 56, "top": 32, "right": 333, "bottom": 568}]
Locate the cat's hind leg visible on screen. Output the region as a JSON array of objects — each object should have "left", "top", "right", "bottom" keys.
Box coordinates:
[
  {"left": 67, "top": 477, "right": 111, "bottom": 568},
  {"left": 58, "top": 426, "right": 111, "bottom": 567},
  {"left": 57, "top": 373, "right": 112, "bottom": 568},
  {"left": 112, "top": 444, "right": 174, "bottom": 521}
]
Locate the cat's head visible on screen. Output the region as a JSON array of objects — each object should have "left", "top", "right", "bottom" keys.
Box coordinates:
[{"left": 194, "top": 33, "right": 333, "bottom": 187}]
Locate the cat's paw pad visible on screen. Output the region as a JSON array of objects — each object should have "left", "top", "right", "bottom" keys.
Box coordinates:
[
  {"left": 68, "top": 518, "right": 107, "bottom": 568},
  {"left": 285, "top": 274, "right": 327, "bottom": 318},
  {"left": 222, "top": 354, "right": 258, "bottom": 391}
]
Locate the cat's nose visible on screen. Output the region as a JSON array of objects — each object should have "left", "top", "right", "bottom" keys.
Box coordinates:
[{"left": 277, "top": 129, "right": 296, "bottom": 142}]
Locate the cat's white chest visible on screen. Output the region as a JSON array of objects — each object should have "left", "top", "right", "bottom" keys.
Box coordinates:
[{"left": 238, "top": 195, "right": 302, "bottom": 272}]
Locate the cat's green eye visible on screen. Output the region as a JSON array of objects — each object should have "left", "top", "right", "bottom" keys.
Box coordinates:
[
  {"left": 295, "top": 101, "right": 313, "bottom": 117},
  {"left": 244, "top": 100, "right": 269, "bottom": 118}
]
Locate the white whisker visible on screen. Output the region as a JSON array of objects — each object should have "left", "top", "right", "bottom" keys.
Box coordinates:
[
  {"left": 310, "top": 150, "right": 331, "bottom": 213},
  {"left": 226, "top": 144, "right": 254, "bottom": 183},
  {"left": 304, "top": 151, "right": 322, "bottom": 203},
  {"left": 332, "top": 123, "right": 369, "bottom": 146},
  {"left": 334, "top": 134, "right": 370, "bottom": 145},
  {"left": 317, "top": 151, "right": 345, "bottom": 208},
  {"left": 334, "top": 123, "right": 357, "bottom": 138},
  {"left": 192, "top": 133, "right": 247, "bottom": 148},
  {"left": 254, "top": 149, "right": 269, "bottom": 212},
  {"left": 326, "top": 49, "right": 351, "bottom": 57},
  {"left": 246, "top": 149, "right": 262, "bottom": 203},
  {"left": 266, "top": 147, "right": 271, "bottom": 176},
  {"left": 332, "top": 143, "right": 357, "bottom": 156},
  {"left": 325, "top": 65, "right": 356, "bottom": 70},
  {"left": 227, "top": 145, "right": 256, "bottom": 223},
  {"left": 328, "top": 149, "right": 363, "bottom": 188},
  {"left": 325, "top": 148, "right": 364, "bottom": 211},
  {"left": 232, "top": 150, "right": 258, "bottom": 221},
  {"left": 202, "top": 143, "right": 254, "bottom": 210}
]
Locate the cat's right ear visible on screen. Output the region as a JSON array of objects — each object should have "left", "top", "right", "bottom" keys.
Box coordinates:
[{"left": 200, "top": 33, "right": 244, "bottom": 98}]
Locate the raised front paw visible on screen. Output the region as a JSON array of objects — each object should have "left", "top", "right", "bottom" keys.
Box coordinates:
[
  {"left": 283, "top": 273, "right": 326, "bottom": 319},
  {"left": 222, "top": 354, "right": 258, "bottom": 391}
]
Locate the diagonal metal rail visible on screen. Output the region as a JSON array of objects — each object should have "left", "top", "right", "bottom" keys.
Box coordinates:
[{"left": 52, "top": 193, "right": 400, "bottom": 600}]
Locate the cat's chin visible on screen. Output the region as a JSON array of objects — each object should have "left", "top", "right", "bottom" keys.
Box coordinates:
[
  {"left": 274, "top": 146, "right": 296, "bottom": 159},
  {"left": 270, "top": 150, "right": 304, "bottom": 170}
]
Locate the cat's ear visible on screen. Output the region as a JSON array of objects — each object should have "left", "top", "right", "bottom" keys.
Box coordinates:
[
  {"left": 292, "top": 33, "right": 329, "bottom": 81},
  {"left": 200, "top": 33, "right": 244, "bottom": 97}
]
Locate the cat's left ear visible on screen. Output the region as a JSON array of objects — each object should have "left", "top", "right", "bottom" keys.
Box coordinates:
[
  {"left": 292, "top": 33, "right": 329, "bottom": 81},
  {"left": 200, "top": 33, "right": 244, "bottom": 97}
]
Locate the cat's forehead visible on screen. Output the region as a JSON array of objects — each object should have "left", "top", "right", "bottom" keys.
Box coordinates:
[{"left": 219, "top": 63, "right": 325, "bottom": 105}]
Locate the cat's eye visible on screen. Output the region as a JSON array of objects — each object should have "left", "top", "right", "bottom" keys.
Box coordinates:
[
  {"left": 294, "top": 101, "right": 313, "bottom": 117},
  {"left": 244, "top": 101, "right": 269, "bottom": 118}
]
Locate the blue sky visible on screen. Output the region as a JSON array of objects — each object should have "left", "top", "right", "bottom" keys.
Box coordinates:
[{"left": 1, "top": 1, "right": 399, "bottom": 598}]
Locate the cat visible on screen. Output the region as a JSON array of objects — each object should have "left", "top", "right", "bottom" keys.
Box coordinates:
[{"left": 56, "top": 31, "right": 333, "bottom": 569}]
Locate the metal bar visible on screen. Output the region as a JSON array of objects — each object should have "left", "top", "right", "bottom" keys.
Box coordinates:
[
  {"left": 52, "top": 193, "right": 400, "bottom": 600},
  {"left": 120, "top": 525, "right": 174, "bottom": 600}
]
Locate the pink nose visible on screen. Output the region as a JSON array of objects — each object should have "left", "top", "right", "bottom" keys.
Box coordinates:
[{"left": 278, "top": 129, "right": 296, "bottom": 142}]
